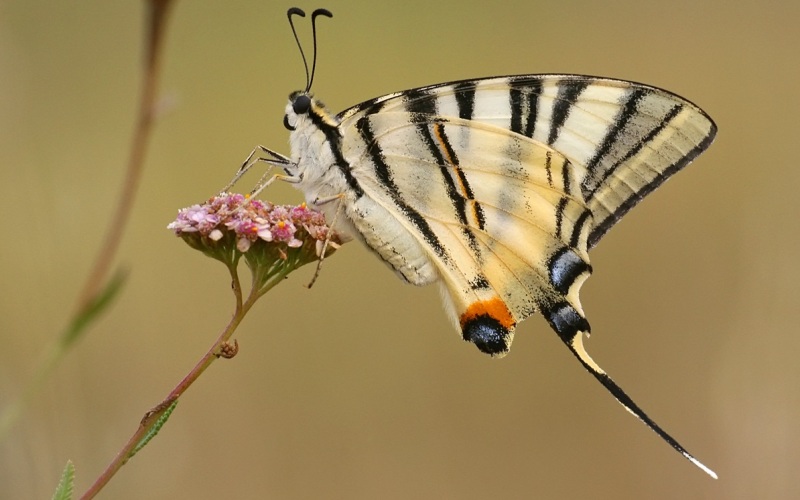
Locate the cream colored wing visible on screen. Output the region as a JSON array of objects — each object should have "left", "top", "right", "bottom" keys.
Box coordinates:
[
  {"left": 331, "top": 75, "right": 716, "bottom": 477},
  {"left": 343, "top": 111, "right": 589, "bottom": 355},
  {"left": 339, "top": 75, "right": 716, "bottom": 249},
  {"left": 337, "top": 75, "right": 716, "bottom": 353}
]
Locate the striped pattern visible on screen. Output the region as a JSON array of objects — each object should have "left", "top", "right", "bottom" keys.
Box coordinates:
[
  {"left": 340, "top": 75, "right": 716, "bottom": 248},
  {"left": 280, "top": 73, "right": 717, "bottom": 477}
]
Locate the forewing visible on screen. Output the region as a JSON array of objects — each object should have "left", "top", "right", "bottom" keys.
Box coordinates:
[{"left": 339, "top": 74, "right": 717, "bottom": 248}]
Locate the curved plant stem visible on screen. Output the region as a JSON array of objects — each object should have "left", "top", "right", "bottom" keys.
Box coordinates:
[
  {"left": 75, "top": 0, "right": 174, "bottom": 312},
  {"left": 80, "top": 254, "right": 300, "bottom": 498},
  {"left": 79, "top": 263, "right": 288, "bottom": 500},
  {"left": 0, "top": 0, "right": 176, "bottom": 444}
]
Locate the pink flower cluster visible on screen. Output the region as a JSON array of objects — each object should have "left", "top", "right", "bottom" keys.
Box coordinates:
[{"left": 167, "top": 193, "right": 333, "bottom": 253}]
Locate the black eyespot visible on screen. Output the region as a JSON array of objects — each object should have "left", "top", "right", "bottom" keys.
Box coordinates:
[
  {"left": 283, "top": 114, "right": 295, "bottom": 131},
  {"left": 292, "top": 94, "right": 312, "bottom": 114}
]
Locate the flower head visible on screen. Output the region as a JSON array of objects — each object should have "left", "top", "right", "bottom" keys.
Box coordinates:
[{"left": 168, "top": 193, "right": 341, "bottom": 286}]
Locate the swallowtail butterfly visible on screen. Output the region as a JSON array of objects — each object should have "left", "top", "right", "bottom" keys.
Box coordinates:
[{"left": 235, "top": 7, "right": 718, "bottom": 478}]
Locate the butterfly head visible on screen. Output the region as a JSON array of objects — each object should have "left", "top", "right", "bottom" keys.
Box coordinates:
[
  {"left": 283, "top": 91, "right": 337, "bottom": 132},
  {"left": 283, "top": 91, "right": 309, "bottom": 131}
]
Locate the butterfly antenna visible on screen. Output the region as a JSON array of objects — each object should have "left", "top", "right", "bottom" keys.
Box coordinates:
[
  {"left": 287, "top": 7, "right": 310, "bottom": 91},
  {"left": 308, "top": 9, "right": 333, "bottom": 92}
]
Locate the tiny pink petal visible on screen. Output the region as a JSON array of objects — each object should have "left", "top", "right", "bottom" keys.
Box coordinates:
[
  {"left": 258, "top": 228, "right": 273, "bottom": 241},
  {"left": 237, "top": 237, "right": 252, "bottom": 253}
]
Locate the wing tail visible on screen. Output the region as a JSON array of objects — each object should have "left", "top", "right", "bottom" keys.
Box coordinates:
[{"left": 541, "top": 302, "right": 718, "bottom": 479}]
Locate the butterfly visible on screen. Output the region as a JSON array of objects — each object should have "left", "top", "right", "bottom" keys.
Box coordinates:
[{"left": 234, "top": 7, "right": 718, "bottom": 478}]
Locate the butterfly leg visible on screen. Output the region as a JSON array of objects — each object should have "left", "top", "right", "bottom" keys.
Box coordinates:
[
  {"left": 305, "top": 193, "right": 346, "bottom": 288},
  {"left": 221, "top": 146, "right": 296, "bottom": 193},
  {"left": 541, "top": 302, "right": 717, "bottom": 478},
  {"left": 247, "top": 169, "right": 303, "bottom": 201}
]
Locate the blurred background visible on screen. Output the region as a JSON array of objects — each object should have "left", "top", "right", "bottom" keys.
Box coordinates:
[{"left": 1, "top": 0, "right": 798, "bottom": 498}]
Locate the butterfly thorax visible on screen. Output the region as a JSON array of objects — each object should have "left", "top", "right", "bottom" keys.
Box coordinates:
[
  {"left": 284, "top": 92, "right": 342, "bottom": 197},
  {"left": 283, "top": 92, "right": 355, "bottom": 236}
]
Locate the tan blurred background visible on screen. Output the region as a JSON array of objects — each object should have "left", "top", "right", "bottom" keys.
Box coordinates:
[{"left": 1, "top": 0, "right": 798, "bottom": 498}]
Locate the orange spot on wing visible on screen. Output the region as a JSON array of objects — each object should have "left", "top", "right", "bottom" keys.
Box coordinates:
[{"left": 460, "top": 297, "right": 515, "bottom": 329}]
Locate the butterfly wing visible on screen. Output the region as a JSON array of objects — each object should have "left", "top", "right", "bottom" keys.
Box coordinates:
[
  {"left": 341, "top": 110, "right": 590, "bottom": 355},
  {"left": 332, "top": 75, "right": 717, "bottom": 476},
  {"left": 337, "top": 74, "right": 716, "bottom": 353},
  {"left": 341, "top": 75, "right": 717, "bottom": 245}
]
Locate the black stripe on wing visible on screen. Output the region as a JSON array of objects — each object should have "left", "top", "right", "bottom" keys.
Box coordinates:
[
  {"left": 454, "top": 81, "right": 476, "bottom": 121},
  {"left": 404, "top": 87, "right": 438, "bottom": 115},
  {"left": 307, "top": 110, "right": 365, "bottom": 199},
  {"left": 544, "top": 150, "right": 555, "bottom": 187},
  {"left": 404, "top": 90, "right": 485, "bottom": 257},
  {"left": 355, "top": 116, "right": 451, "bottom": 264},
  {"left": 433, "top": 122, "right": 487, "bottom": 231},
  {"left": 586, "top": 108, "right": 717, "bottom": 249},
  {"left": 423, "top": 122, "right": 482, "bottom": 256},
  {"left": 548, "top": 81, "right": 590, "bottom": 146},
  {"left": 523, "top": 80, "right": 543, "bottom": 138},
  {"left": 508, "top": 83, "right": 544, "bottom": 138},
  {"left": 548, "top": 247, "right": 592, "bottom": 296},
  {"left": 570, "top": 210, "right": 593, "bottom": 249},
  {"left": 507, "top": 80, "right": 545, "bottom": 139},
  {"left": 510, "top": 87, "right": 525, "bottom": 136},
  {"left": 583, "top": 87, "right": 649, "bottom": 179}
]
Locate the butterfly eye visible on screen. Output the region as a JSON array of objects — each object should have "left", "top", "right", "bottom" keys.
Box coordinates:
[
  {"left": 283, "top": 114, "right": 296, "bottom": 131},
  {"left": 292, "top": 94, "right": 312, "bottom": 114}
]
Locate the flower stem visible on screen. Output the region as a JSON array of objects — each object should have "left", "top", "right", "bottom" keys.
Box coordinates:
[
  {"left": 231, "top": 255, "right": 244, "bottom": 312},
  {"left": 79, "top": 266, "right": 285, "bottom": 499}
]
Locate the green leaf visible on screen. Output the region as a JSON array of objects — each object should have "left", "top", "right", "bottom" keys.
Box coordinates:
[
  {"left": 62, "top": 269, "right": 128, "bottom": 348},
  {"left": 51, "top": 460, "right": 75, "bottom": 500},
  {"left": 130, "top": 400, "right": 178, "bottom": 459}
]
